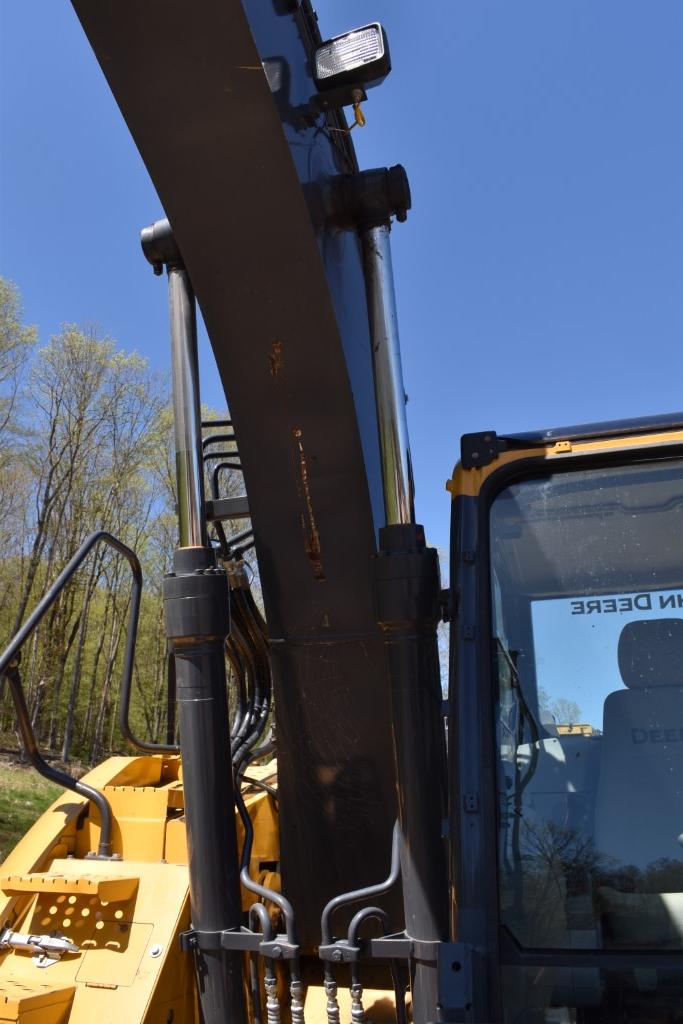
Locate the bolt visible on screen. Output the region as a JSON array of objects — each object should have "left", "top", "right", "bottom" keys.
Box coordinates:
[
  {"left": 150, "top": 944, "right": 163, "bottom": 958},
  {"left": 272, "top": 945, "right": 282, "bottom": 959},
  {"left": 332, "top": 949, "right": 343, "bottom": 962}
]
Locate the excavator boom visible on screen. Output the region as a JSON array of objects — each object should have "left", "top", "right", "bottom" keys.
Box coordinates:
[{"left": 69, "top": 0, "right": 402, "bottom": 944}]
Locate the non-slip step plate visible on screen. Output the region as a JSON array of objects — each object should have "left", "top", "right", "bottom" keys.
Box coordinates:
[{"left": 0, "top": 873, "right": 138, "bottom": 902}]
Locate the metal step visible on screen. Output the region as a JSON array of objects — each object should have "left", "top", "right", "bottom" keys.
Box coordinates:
[
  {"left": 0, "top": 872, "right": 138, "bottom": 902},
  {"left": 0, "top": 979, "right": 75, "bottom": 1024}
]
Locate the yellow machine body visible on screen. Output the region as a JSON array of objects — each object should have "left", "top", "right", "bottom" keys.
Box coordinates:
[
  {"left": 0, "top": 756, "right": 399, "bottom": 1022},
  {"left": 0, "top": 755, "right": 278, "bottom": 1023},
  {"left": 447, "top": 426, "right": 683, "bottom": 500}
]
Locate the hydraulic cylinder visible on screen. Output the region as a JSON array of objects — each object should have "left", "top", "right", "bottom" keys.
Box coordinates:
[
  {"left": 164, "top": 545, "right": 245, "bottom": 1024},
  {"left": 354, "top": 175, "right": 447, "bottom": 1023},
  {"left": 375, "top": 522, "right": 448, "bottom": 1024},
  {"left": 142, "top": 217, "right": 247, "bottom": 1024}
]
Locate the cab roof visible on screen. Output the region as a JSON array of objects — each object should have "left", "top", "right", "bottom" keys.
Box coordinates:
[{"left": 501, "top": 411, "right": 683, "bottom": 445}]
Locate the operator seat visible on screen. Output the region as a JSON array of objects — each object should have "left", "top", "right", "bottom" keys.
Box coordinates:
[{"left": 593, "top": 617, "right": 683, "bottom": 949}]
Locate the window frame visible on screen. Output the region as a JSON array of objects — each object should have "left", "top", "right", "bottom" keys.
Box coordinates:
[{"left": 448, "top": 441, "right": 683, "bottom": 1021}]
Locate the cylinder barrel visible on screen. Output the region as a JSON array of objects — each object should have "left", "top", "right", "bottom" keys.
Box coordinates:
[
  {"left": 375, "top": 523, "right": 448, "bottom": 1024},
  {"left": 165, "top": 548, "right": 247, "bottom": 1024}
]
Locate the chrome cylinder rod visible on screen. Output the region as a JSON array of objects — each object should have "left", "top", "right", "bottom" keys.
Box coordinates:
[
  {"left": 361, "top": 223, "right": 413, "bottom": 526},
  {"left": 168, "top": 265, "right": 207, "bottom": 548}
]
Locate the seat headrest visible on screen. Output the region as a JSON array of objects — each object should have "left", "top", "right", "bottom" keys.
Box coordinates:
[{"left": 618, "top": 617, "right": 683, "bottom": 688}]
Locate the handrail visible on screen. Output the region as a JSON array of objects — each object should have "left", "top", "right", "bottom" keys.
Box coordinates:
[
  {"left": 0, "top": 529, "right": 174, "bottom": 857},
  {"left": 2, "top": 663, "right": 114, "bottom": 858},
  {"left": 119, "top": 644, "right": 178, "bottom": 755}
]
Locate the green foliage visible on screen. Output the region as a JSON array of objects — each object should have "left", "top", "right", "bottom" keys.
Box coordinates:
[
  {"left": 0, "top": 278, "right": 36, "bottom": 412},
  {"left": 0, "top": 277, "right": 243, "bottom": 767},
  {"left": 0, "top": 760, "right": 62, "bottom": 861}
]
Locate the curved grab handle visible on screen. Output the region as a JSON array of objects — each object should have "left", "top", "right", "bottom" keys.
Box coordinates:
[
  {"left": 0, "top": 531, "right": 138, "bottom": 678},
  {"left": 3, "top": 664, "right": 114, "bottom": 858},
  {"left": 0, "top": 529, "right": 174, "bottom": 856}
]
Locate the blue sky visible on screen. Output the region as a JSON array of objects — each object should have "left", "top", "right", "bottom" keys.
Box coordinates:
[
  {"left": 2, "top": 2, "right": 683, "bottom": 551},
  {"left": 532, "top": 591, "right": 683, "bottom": 729}
]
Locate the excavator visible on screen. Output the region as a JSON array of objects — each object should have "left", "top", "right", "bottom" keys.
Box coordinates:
[{"left": 1, "top": 3, "right": 682, "bottom": 1023}]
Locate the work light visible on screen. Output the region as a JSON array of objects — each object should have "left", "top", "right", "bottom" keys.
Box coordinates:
[{"left": 313, "top": 23, "right": 390, "bottom": 94}]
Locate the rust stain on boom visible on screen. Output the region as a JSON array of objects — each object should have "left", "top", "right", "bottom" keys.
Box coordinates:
[
  {"left": 292, "top": 427, "right": 325, "bottom": 580},
  {"left": 269, "top": 340, "right": 285, "bottom": 379}
]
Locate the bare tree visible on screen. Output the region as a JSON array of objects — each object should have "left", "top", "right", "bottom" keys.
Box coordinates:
[{"left": 0, "top": 284, "right": 247, "bottom": 765}]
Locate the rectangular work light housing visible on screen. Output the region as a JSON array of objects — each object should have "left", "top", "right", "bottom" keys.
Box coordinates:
[{"left": 314, "top": 23, "right": 391, "bottom": 93}]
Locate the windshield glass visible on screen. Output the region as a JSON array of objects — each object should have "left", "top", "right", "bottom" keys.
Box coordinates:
[{"left": 490, "top": 457, "right": 683, "bottom": 1020}]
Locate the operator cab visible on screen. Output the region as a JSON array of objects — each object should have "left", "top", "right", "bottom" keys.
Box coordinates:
[{"left": 449, "top": 417, "right": 683, "bottom": 1023}]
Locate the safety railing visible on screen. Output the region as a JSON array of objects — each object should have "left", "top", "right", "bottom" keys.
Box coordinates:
[{"left": 0, "top": 529, "right": 176, "bottom": 859}]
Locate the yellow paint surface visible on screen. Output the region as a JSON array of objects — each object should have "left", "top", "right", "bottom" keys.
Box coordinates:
[
  {"left": 0, "top": 755, "right": 280, "bottom": 1023},
  {"left": 1, "top": 874, "right": 138, "bottom": 902},
  {"left": 447, "top": 428, "right": 683, "bottom": 498},
  {"left": 0, "top": 980, "right": 75, "bottom": 1023}
]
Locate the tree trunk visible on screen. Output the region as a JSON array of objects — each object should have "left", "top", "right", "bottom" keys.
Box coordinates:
[
  {"left": 61, "top": 554, "right": 102, "bottom": 762},
  {"left": 90, "top": 604, "right": 120, "bottom": 763},
  {"left": 80, "top": 587, "right": 112, "bottom": 755}
]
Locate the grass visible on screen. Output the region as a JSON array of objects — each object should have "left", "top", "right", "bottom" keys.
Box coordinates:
[{"left": 0, "top": 759, "right": 62, "bottom": 862}]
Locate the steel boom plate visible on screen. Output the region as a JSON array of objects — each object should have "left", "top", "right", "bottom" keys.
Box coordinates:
[{"left": 70, "top": 0, "right": 400, "bottom": 945}]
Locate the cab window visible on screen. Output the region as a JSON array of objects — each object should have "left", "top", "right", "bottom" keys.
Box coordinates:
[{"left": 490, "top": 458, "right": 683, "bottom": 1021}]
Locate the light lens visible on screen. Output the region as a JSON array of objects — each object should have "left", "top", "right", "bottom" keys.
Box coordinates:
[{"left": 315, "top": 24, "right": 384, "bottom": 81}]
